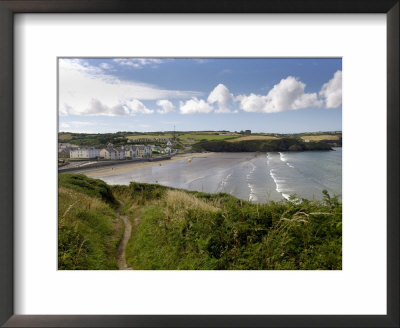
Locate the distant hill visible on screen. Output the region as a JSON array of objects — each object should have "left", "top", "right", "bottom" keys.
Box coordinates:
[{"left": 192, "top": 138, "right": 333, "bottom": 152}]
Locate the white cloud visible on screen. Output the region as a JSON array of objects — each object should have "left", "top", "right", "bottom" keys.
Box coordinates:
[
  {"left": 126, "top": 99, "right": 154, "bottom": 114},
  {"left": 60, "top": 122, "right": 70, "bottom": 129},
  {"left": 99, "top": 62, "right": 113, "bottom": 70},
  {"left": 59, "top": 121, "right": 98, "bottom": 133},
  {"left": 59, "top": 58, "right": 103, "bottom": 75},
  {"left": 193, "top": 59, "right": 211, "bottom": 64},
  {"left": 156, "top": 100, "right": 175, "bottom": 114},
  {"left": 207, "top": 84, "right": 235, "bottom": 113},
  {"left": 59, "top": 59, "right": 201, "bottom": 116},
  {"left": 180, "top": 98, "right": 213, "bottom": 114},
  {"left": 319, "top": 70, "right": 342, "bottom": 108},
  {"left": 68, "top": 121, "right": 95, "bottom": 126},
  {"left": 237, "top": 76, "right": 322, "bottom": 113},
  {"left": 113, "top": 58, "right": 163, "bottom": 69}
]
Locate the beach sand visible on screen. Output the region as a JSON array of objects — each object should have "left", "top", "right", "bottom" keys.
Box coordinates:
[{"left": 81, "top": 152, "right": 216, "bottom": 178}]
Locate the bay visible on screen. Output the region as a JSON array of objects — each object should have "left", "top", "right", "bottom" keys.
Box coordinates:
[{"left": 85, "top": 148, "right": 342, "bottom": 202}]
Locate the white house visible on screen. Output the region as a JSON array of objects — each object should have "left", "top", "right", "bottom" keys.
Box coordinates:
[
  {"left": 166, "top": 140, "right": 173, "bottom": 146},
  {"left": 70, "top": 147, "right": 100, "bottom": 159}
]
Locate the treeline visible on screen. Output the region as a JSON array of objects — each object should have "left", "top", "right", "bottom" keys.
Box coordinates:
[
  {"left": 192, "top": 138, "right": 333, "bottom": 152},
  {"left": 59, "top": 132, "right": 129, "bottom": 147}
]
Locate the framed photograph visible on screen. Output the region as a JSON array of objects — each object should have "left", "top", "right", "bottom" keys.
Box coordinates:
[{"left": 1, "top": 1, "right": 398, "bottom": 327}]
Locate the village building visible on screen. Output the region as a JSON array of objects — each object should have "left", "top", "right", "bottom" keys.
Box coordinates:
[
  {"left": 100, "top": 148, "right": 117, "bottom": 160},
  {"left": 124, "top": 145, "right": 152, "bottom": 158},
  {"left": 135, "top": 145, "right": 147, "bottom": 158},
  {"left": 58, "top": 149, "right": 70, "bottom": 158},
  {"left": 115, "top": 148, "right": 126, "bottom": 160},
  {"left": 125, "top": 146, "right": 139, "bottom": 158},
  {"left": 58, "top": 142, "right": 79, "bottom": 149},
  {"left": 70, "top": 147, "right": 100, "bottom": 159}
]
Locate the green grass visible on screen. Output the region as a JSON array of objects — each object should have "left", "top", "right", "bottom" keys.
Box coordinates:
[
  {"left": 227, "top": 135, "right": 279, "bottom": 142},
  {"left": 59, "top": 173, "right": 118, "bottom": 206},
  {"left": 123, "top": 183, "right": 342, "bottom": 270},
  {"left": 59, "top": 174, "right": 342, "bottom": 270},
  {"left": 58, "top": 175, "right": 123, "bottom": 270}
]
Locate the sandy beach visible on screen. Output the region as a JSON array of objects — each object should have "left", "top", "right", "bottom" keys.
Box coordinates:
[{"left": 82, "top": 152, "right": 216, "bottom": 178}]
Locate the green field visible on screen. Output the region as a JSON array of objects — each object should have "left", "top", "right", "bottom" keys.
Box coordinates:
[
  {"left": 227, "top": 135, "right": 278, "bottom": 142},
  {"left": 178, "top": 133, "right": 238, "bottom": 142}
]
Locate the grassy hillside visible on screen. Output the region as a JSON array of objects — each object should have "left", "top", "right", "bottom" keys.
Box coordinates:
[
  {"left": 193, "top": 138, "right": 333, "bottom": 152},
  {"left": 58, "top": 174, "right": 342, "bottom": 270},
  {"left": 58, "top": 174, "right": 122, "bottom": 269},
  {"left": 227, "top": 135, "right": 278, "bottom": 142}
]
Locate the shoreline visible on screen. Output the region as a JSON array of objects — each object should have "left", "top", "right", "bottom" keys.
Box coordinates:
[{"left": 79, "top": 152, "right": 216, "bottom": 178}]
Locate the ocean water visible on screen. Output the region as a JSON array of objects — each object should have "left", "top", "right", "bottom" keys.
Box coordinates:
[{"left": 88, "top": 149, "right": 342, "bottom": 202}]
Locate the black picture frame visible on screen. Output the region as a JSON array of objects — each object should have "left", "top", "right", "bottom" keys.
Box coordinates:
[{"left": 0, "top": 1, "right": 398, "bottom": 327}]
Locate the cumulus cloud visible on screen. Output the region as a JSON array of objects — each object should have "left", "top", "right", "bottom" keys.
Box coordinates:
[
  {"left": 156, "top": 100, "right": 175, "bottom": 114},
  {"left": 180, "top": 98, "right": 213, "bottom": 114},
  {"left": 83, "top": 98, "right": 130, "bottom": 116},
  {"left": 237, "top": 76, "right": 322, "bottom": 113},
  {"left": 207, "top": 84, "right": 235, "bottom": 113},
  {"left": 59, "top": 59, "right": 201, "bottom": 116},
  {"left": 125, "top": 99, "right": 154, "bottom": 115},
  {"left": 126, "top": 99, "right": 154, "bottom": 114},
  {"left": 319, "top": 70, "right": 342, "bottom": 108}
]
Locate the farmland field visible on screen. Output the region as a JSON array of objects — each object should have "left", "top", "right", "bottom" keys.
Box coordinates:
[
  {"left": 301, "top": 135, "right": 340, "bottom": 141},
  {"left": 227, "top": 135, "right": 279, "bottom": 142},
  {"left": 178, "top": 134, "right": 238, "bottom": 142},
  {"left": 59, "top": 133, "right": 73, "bottom": 141}
]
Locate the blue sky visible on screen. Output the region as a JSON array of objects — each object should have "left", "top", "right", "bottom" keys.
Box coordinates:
[{"left": 58, "top": 58, "right": 342, "bottom": 133}]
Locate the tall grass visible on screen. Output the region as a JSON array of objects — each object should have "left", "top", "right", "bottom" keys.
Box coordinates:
[
  {"left": 125, "top": 183, "right": 342, "bottom": 270},
  {"left": 59, "top": 174, "right": 342, "bottom": 270},
  {"left": 58, "top": 175, "right": 123, "bottom": 270}
]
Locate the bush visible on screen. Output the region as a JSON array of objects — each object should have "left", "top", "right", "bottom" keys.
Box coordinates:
[
  {"left": 59, "top": 173, "right": 117, "bottom": 206},
  {"left": 127, "top": 189, "right": 342, "bottom": 270}
]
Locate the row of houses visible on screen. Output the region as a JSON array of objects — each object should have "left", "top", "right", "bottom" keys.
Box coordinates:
[{"left": 69, "top": 144, "right": 162, "bottom": 160}]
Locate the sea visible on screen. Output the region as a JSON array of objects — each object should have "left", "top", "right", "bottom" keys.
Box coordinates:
[{"left": 88, "top": 148, "right": 342, "bottom": 203}]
